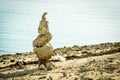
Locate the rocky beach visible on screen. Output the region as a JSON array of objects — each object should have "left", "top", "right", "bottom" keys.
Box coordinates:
[{"left": 0, "top": 42, "right": 120, "bottom": 80}]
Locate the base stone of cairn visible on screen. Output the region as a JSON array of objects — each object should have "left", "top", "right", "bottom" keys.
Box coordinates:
[
  {"left": 33, "top": 43, "right": 53, "bottom": 60},
  {"left": 33, "top": 12, "right": 54, "bottom": 70}
]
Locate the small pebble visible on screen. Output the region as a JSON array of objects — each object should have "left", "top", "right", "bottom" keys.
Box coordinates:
[{"left": 39, "top": 64, "right": 46, "bottom": 70}]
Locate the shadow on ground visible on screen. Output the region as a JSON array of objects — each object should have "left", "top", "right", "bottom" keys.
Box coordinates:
[{"left": 0, "top": 68, "right": 39, "bottom": 79}]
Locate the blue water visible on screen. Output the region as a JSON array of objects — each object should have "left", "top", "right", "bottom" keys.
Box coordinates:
[{"left": 0, "top": 0, "right": 120, "bottom": 55}]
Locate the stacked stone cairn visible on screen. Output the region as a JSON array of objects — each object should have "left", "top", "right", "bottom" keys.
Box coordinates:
[{"left": 33, "top": 12, "right": 54, "bottom": 70}]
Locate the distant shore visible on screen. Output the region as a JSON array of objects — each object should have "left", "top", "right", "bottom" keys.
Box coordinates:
[{"left": 0, "top": 42, "right": 120, "bottom": 80}]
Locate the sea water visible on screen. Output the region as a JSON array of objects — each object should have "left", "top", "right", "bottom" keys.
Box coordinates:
[{"left": 0, "top": 0, "right": 120, "bottom": 55}]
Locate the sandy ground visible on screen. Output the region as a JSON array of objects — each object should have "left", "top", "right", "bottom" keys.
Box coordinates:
[{"left": 0, "top": 42, "right": 120, "bottom": 80}]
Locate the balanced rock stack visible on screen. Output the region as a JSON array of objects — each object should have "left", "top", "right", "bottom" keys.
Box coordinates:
[{"left": 33, "top": 12, "right": 54, "bottom": 67}]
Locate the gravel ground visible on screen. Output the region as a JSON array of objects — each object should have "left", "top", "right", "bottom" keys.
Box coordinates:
[{"left": 0, "top": 42, "right": 120, "bottom": 80}]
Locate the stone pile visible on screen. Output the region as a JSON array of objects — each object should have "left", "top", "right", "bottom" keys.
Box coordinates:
[{"left": 33, "top": 12, "right": 53, "bottom": 68}]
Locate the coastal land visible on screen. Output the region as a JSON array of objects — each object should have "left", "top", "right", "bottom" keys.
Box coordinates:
[{"left": 0, "top": 42, "right": 120, "bottom": 80}]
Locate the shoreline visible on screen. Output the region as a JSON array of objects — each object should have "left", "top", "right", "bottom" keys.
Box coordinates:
[
  {"left": 0, "top": 41, "right": 120, "bottom": 56},
  {"left": 0, "top": 42, "right": 120, "bottom": 80}
]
